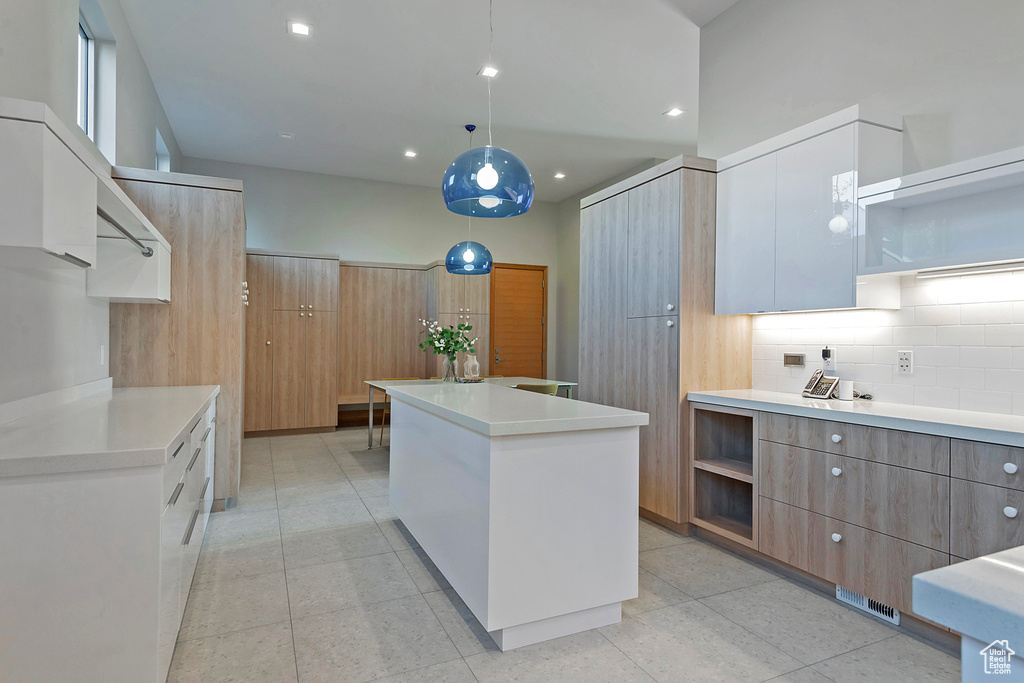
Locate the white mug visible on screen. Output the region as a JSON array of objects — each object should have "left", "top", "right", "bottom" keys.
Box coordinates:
[{"left": 838, "top": 380, "right": 854, "bottom": 401}]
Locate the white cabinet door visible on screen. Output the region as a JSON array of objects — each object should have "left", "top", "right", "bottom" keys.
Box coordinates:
[
  {"left": 774, "top": 125, "right": 857, "bottom": 312},
  {"left": 715, "top": 154, "right": 777, "bottom": 314}
]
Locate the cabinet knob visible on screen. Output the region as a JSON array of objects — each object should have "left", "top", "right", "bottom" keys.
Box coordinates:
[
  {"left": 460, "top": 308, "right": 464, "bottom": 312},
  {"left": 242, "top": 281, "right": 248, "bottom": 288},
  {"left": 666, "top": 320, "right": 675, "bottom": 328},
  {"left": 831, "top": 533, "right": 842, "bottom": 543},
  {"left": 244, "top": 289, "right": 249, "bottom": 295},
  {"left": 667, "top": 304, "right": 675, "bottom": 311},
  {"left": 1005, "top": 506, "right": 1019, "bottom": 519},
  {"left": 309, "top": 303, "right": 313, "bottom": 309},
  {"left": 244, "top": 301, "right": 249, "bottom": 307},
  {"left": 300, "top": 304, "right": 305, "bottom": 309},
  {"left": 300, "top": 312, "right": 305, "bottom": 317},
  {"left": 309, "top": 313, "right": 313, "bottom": 318},
  {"left": 831, "top": 434, "right": 843, "bottom": 443},
  {"left": 1004, "top": 462, "right": 1019, "bottom": 475},
  {"left": 831, "top": 467, "right": 842, "bottom": 477},
  {"left": 266, "top": 341, "right": 271, "bottom": 345}
]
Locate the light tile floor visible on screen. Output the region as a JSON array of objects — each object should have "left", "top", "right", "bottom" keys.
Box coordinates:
[{"left": 167, "top": 428, "right": 961, "bottom": 683}]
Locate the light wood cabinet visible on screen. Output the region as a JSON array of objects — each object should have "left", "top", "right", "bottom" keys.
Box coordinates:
[
  {"left": 246, "top": 252, "right": 340, "bottom": 431},
  {"left": 627, "top": 171, "right": 681, "bottom": 318},
  {"left": 580, "top": 158, "right": 752, "bottom": 525},
  {"left": 426, "top": 264, "right": 489, "bottom": 317},
  {"left": 244, "top": 255, "right": 274, "bottom": 432},
  {"left": 952, "top": 439, "right": 1024, "bottom": 491},
  {"left": 950, "top": 478, "right": 1024, "bottom": 559}
]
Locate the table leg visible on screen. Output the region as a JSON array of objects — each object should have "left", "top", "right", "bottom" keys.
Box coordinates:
[
  {"left": 567, "top": 386, "right": 574, "bottom": 400},
  {"left": 368, "top": 385, "right": 374, "bottom": 449}
]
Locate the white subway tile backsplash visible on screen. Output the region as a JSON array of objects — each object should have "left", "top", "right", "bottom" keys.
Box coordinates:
[
  {"left": 936, "top": 325, "right": 986, "bottom": 346},
  {"left": 751, "top": 277, "right": 1024, "bottom": 411},
  {"left": 960, "top": 346, "right": 1013, "bottom": 368},
  {"left": 893, "top": 326, "right": 937, "bottom": 346},
  {"left": 914, "top": 305, "right": 961, "bottom": 326},
  {"left": 960, "top": 389, "right": 1012, "bottom": 414},
  {"left": 961, "top": 302, "right": 1014, "bottom": 325}
]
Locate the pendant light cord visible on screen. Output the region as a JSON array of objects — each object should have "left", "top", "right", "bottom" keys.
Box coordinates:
[{"left": 487, "top": 0, "right": 493, "bottom": 147}]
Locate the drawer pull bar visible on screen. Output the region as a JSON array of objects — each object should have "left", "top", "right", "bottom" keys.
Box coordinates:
[
  {"left": 171, "top": 442, "right": 184, "bottom": 459},
  {"left": 202, "top": 427, "right": 212, "bottom": 443},
  {"left": 831, "top": 467, "right": 842, "bottom": 477},
  {"left": 831, "top": 434, "right": 843, "bottom": 443},
  {"left": 168, "top": 481, "right": 184, "bottom": 507},
  {"left": 199, "top": 476, "right": 210, "bottom": 501},
  {"left": 1005, "top": 463, "right": 1019, "bottom": 475},
  {"left": 1004, "top": 506, "right": 1019, "bottom": 519},
  {"left": 831, "top": 533, "right": 842, "bottom": 543},
  {"left": 182, "top": 509, "right": 200, "bottom": 546},
  {"left": 187, "top": 448, "right": 201, "bottom": 472}
]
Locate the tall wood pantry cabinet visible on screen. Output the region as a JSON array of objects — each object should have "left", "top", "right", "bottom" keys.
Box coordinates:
[
  {"left": 425, "top": 262, "right": 490, "bottom": 377},
  {"left": 109, "top": 168, "right": 246, "bottom": 507},
  {"left": 244, "top": 251, "right": 339, "bottom": 432},
  {"left": 579, "top": 156, "right": 752, "bottom": 526}
]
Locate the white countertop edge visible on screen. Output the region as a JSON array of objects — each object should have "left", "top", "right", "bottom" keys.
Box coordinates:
[
  {"left": 388, "top": 386, "right": 648, "bottom": 437},
  {"left": 688, "top": 390, "right": 1024, "bottom": 447},
  {"left": 0, "top": 385, "right": 220, "bottom": 478},
  {"left": 913, "top": 547, "right": 1024, "bottom": 644}
]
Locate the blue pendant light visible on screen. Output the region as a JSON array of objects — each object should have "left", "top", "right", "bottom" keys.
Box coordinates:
[
  {"left": 446, "top": 240, "right": 492, "bottom": 274},
  {"left": 442, "top": 0, "right": 533, "bottom": 218}
]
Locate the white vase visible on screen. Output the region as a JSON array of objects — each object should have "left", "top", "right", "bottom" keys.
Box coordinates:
[
  {"left": 464, "top": 354, "right": 480, "bottom": 380},
  {"left": 442, "top": 356, "right": 459, "bottom": 382}
]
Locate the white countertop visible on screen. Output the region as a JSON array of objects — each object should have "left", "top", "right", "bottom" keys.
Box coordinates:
[
  {"left": 366, "top": 376, "right": 578, "bottom": 391},
  {"left": 387, "top": 383, "right": 647, "bottom": 437},
  {"left": 0, "top": 385, "right": 219, "bottom": 477},
  {"left": 913, "top": 546, "right": 1024, "bottom": 645},
  {"left": 688, "top": 389, "right": 1024, "bottom": 447}
]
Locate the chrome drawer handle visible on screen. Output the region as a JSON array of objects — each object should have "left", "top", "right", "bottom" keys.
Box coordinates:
[
  {"left": 831, "top": 467, "right": 842, "bottom": 477},
  {"left": 831, "top": 434, "right": 843, "bottom": 443},
  {"left": 831, "top": 533, "right": 842, "bottom": 543},
  {"left": 1005, "top": 463, "right": 1019, "bottom": 475},
  {"left": 168, "top": 481, "right": 184, "bottom": 507},
  {"left": 182, "top": 509, "right": 200, "bottom": 546},
  {"left": 1004, "top": 506, "right": 1019, "bottom": 519},
  {"left": 187, "top": 447, "right": 201, "bottom": 472}
]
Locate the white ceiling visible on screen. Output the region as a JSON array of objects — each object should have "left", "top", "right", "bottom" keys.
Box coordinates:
[{"left": 120, "top": 0, "right": 739, "bottom": 203}]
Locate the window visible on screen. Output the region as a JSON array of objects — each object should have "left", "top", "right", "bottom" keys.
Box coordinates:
[
  {"left": 155, "top": 128, "right": 170, "bottom": 172},
  {"left": 77, "top": 18, "right": 94, "bottom": 138}
]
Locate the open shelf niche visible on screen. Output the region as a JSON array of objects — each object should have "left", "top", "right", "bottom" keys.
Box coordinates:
[{"left": 689, "top": 403, "right": 759, "bottom": 548}]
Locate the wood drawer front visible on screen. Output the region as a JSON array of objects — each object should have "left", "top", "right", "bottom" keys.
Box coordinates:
[
  {"left": 760, "top": 412, "right": 949, "bottom": 474},
  {"left": 950, "top": 478, "right": 1024, "bottom": 559},
  {"left": 952, "top": 439, "right": 1024, "bottom": 491},
  {"left": 760, "top": 441, "right": 950, "bottom": 551},
  {"left": 759, "top": 498, "right": 948, "bottom": 615}
]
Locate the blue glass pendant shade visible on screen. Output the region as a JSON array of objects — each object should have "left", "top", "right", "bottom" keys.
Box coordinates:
[
  {"left": 446, "top": 240, "right": 492, "bottom": 274},
  {"left": 442, "top": 146, "right": 534, "bottom": 218}
]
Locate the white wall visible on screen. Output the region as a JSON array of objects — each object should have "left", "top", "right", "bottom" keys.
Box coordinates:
[
  {"left": 698, "top": 0, "right": 1024, "bottom": 172},
  {"left": 0, "top": 0, "right": 180, "bottom": 405},
  {"left": 181, "top": 157, "right": 563, "bottom": 377},
  {"left": 753, "top": 273, "right": 1024, "bottom": 415}
]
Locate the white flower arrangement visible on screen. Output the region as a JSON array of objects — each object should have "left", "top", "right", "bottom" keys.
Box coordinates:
[{"left": 418, "top": 318, "right": 478, "bottom": 360}]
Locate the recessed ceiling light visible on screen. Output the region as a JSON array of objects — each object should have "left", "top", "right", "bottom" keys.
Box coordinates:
[
  {"left": 279, "top": 132, "right": 294, "bottom": 140},
  {"left": 287, "top": 21, "right": 310, "bottom": 36},
  {"left": 477, "top": 65, "right": 499, "bottom": 78},
  {"left": 404, "top": 150, "right": 417, "bottom": 158},
  {"left": 663, "top": 107, "right": 686, "bottom": 117},
  {"left": 554, "top": 172, "right": 565, "bottom": 179}
]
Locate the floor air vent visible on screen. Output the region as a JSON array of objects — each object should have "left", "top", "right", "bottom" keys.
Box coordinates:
[{"left": 835, "top": 586, "right": 900, "bottom": 625}]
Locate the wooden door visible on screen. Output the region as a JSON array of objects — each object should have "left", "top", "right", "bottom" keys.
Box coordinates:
[
  {"left": 272, "top": 310, "right": 306, "bottom": 429},
  {"left": 244, "top": 255, "right": 274, "bottom": 432},
  {"left": 274, "top": 257, "right": 307, "bottom": 311},
  {"left": 579, "top": 194, "right": 628, "bottom": 406},
  {"left": 627, "top": 170, "right": 681, "bottom": 318},
  {"left": 305, "top": 311, "right": 338, "bottom": 427},
  {"left": 489, "top": 264, "right": 546, "bottom": 378},
  {"left": 627, "top": 315, "right": 680, "bottom": 520},
  {"left": 306, "top": 258, "right": 339, "bottom": 312}
]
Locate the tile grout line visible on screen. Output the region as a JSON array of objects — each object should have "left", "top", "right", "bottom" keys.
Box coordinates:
[
  {"left": 595, "top": 625, "right": 663, "bottom": 683},
  {"left": 272, "top": 437, "right": 303, "bottom": 683}
]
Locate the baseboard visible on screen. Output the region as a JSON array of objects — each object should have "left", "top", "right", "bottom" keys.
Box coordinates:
[
  {"left": 690, "top": 526, "right": 960, "bottom": 655},
  {"left": 211, "top": 498, "right": 234, "bottom": 513},
  {"left": 639, "top": 507, "right": 692, "bottom": 536},
  {"left": 243, "top": 426, "right": 335, "bottom": 438}
]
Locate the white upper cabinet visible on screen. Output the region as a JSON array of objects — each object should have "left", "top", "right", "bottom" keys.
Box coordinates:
[
  {"left": 714, "top": 106, "right": 904, "bottom": 314},
  {"left": 715, "top": 154, "right": 776, "bottom": 315},
  {"left": 0, "top": 117, "right": 97, "bottom": 268}
]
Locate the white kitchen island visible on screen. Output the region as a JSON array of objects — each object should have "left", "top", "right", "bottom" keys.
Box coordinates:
[{"left": 387, "top": 382, "right": 648, "bottom": 651}]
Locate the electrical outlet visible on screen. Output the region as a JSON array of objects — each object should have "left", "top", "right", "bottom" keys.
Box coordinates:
[
  {"left": 897, "top": 350, "right": 913, "bottom": 375},
  {"left": 822, "top": 346, "right": 836, "bottom": 372}
]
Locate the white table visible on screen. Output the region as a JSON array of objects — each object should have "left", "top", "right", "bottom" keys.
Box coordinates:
[
  {"left": 914, "top": 546, "right": 1024, "bottom": 682},
  {"left": 387, "top": 382, "right": 647, "bottom": 650},
  {"left": 364, "top": 377, "right": 579, "bottom": 448}
]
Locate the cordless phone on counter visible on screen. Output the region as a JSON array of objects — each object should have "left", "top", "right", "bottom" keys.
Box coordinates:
[{"left": 802, "top": 369, "right": 840, "bottom": 399}]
